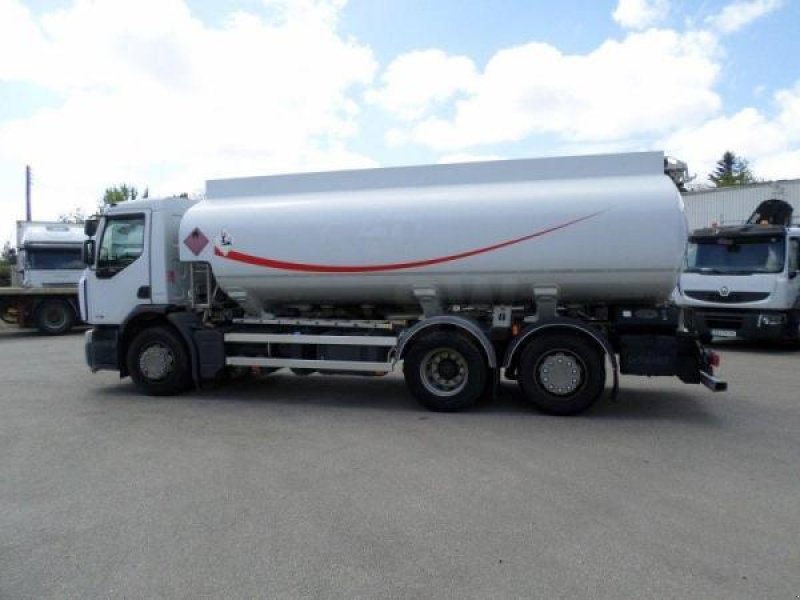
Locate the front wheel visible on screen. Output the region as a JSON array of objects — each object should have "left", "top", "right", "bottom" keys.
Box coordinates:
[
  {"left": 403, "top": 331, "right": 488, "bottom": 412},
  {"left": 127, "top": 327, "right": 191, "bottom": 396},
  {"left": 517, "top": 333, "right": 606, "bottom": 416}
]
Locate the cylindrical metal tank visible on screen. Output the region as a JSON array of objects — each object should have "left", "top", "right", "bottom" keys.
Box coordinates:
[{"left": 179, "top": 152, "right": 687, "bottom": 307}]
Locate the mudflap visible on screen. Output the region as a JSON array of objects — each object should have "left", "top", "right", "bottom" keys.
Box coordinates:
[{"left": 618, "top": 332, "right": 727, "bottom": 392}]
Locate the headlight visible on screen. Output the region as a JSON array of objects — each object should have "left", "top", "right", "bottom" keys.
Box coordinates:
[{"left": 758, "top": 314, "right": 786, "bottom": 327}]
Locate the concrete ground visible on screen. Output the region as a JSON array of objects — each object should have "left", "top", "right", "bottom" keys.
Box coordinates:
[{"left": 1, "top": 324, "right": 798, "bottom": 599}]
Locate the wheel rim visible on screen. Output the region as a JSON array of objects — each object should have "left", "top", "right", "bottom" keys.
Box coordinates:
[
  {"left": 43, "top": 306, "right": 67, "bottom": 330},
  {"left": 419, "top": 347, "right": 468, "bottom": 397},
  {"left": 139, "top": 343, "right": 175, "bottom": 381},
  {"left": 535, "top": 350, "right": 585, "bottom": 397}
]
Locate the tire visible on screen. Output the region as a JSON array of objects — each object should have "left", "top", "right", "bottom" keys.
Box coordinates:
[
  {"left": 517, "top": 333, "right": 606, "bottom": 416},
  {"left": 403, "top": 331, "right": 487, "bottom": 412},
  {"left": 126, "top": 327, "right": 192, "bottom": 396},
  {"left": 34, "top": 299, "right": 75, "bottom": 335}
]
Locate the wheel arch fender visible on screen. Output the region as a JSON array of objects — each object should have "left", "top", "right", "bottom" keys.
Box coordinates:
[
  {"left": 118, "top": 306, "right": 197, "bottom": 380},
  {"left": 503, "top": 318, "right": 619, "bottom": 397},
  {"left": 395, "top": 315, "right": 497, "bottom": 369}
]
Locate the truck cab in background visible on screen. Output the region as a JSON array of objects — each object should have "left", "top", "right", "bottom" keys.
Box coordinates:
[
  {"left": 0, "top": 221, "right": 85, "bottom": 335},
  {"left": 675, "top": 199, "right": 800, "bottom": 343},
  {"left": 14, "top": 221, "right": 85, "bottom": 288}
]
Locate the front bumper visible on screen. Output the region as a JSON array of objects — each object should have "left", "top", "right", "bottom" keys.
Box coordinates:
[
  {"left": 85, "top": 326, "right": 120, "bottom": 372},
  {"left": 685, "top": 308, "right": 798, "bottom": 342}
]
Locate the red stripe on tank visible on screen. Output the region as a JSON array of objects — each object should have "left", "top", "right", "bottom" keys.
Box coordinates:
[{"left": 212, "top": 210, "right": 604, "bottom": 273}]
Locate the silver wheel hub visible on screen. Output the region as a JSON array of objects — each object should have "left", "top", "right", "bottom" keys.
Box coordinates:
[
  {"left": 538, "top": 352, "right": 583, "bottom": 396},
  {"left": 44, "top": 308, "right": 67, "bottom": 328},
  {"left": 139, "top": 343, "right": 174, "bottom": 381},
  {"left": 420, "top": 348, "right": 468, "bottom": 397}
]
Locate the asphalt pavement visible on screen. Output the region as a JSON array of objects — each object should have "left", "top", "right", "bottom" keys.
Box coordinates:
[{"left": 1, "top": 324, "right": 798, "bottom": 599}]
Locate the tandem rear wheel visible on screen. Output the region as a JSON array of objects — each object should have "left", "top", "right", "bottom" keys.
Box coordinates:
[
  {"left": 516, "top": 333, "right": 606, "bottom": 416},
  {"left": 403, "top": 331, "right": 489, "bottom": 412}
]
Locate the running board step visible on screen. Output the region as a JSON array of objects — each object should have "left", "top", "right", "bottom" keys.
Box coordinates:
[
  {"left": 225, "top": 332, "right": 397, "bottom": 346},
  {"left": 226, "top": 357, "right": 393, "bottom": 373}
]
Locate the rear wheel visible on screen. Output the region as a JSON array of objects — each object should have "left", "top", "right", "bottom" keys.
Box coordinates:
[
  {"left": 127, "top": 327, "right": 191, "bottom": 396},
  {"left": 403, "top": 331, "right": 487, "bottom": 412},
  {"left": 34, "top": 299, "right": 75, "bottom": 335},
  {"left": 517, "top": 333, "right": 606, "bottom": 416}
]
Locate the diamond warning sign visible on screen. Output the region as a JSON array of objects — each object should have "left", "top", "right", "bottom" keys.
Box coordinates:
[{"left": 184, "top": 228, "right": 209, "bottom": 256}]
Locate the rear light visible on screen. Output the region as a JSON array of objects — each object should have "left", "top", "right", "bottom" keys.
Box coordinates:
[{"left": 708, "top": 351, "right": 721, "bottom": 368}]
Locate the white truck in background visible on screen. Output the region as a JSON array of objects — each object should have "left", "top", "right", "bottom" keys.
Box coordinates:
[
  {"left": 675, "top": 199, "right": 800, "bottom": 343},
  {"left": 80, "top": 152, "right": 725, "bottom": 415},
  {"left": 0, "top": 221, "right": 85, "bottom": 335}
]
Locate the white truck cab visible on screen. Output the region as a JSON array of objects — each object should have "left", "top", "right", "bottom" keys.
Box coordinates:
[
  {"left": 79, "top": 197, "right": 194, "bottom": 325},
  {"left": 16, "top": 221, "right": 85, "bottom": 288},
  {"left": 675, "top": 200, "right": 800, "bottom": 343}
]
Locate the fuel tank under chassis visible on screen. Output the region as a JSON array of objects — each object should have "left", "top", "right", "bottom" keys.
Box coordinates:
[{"left": 179, "top": 152, "right": 688, "bottom": 309}]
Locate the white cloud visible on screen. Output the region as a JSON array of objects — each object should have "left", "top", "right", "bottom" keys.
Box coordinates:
[
  {"left": 0, "top": 0, "right": 377, "bottom": 238},
  {"left": 437, "top": 152, "right": 504, "bottom": 164},
  {"left": 613, "top": 0, "right": 670, "bottom": 30},
  {"left": 388, "top": 29, "right": 720, "bottom": 151},
  {"left": 663, "top": 82, "right": 800, "bottom": 182},
  {"left": 710, "top": 0, "right": 783, "bottom": 34},
  {"left": 367, "top": 49, "right": 478, "bottom": 120}
]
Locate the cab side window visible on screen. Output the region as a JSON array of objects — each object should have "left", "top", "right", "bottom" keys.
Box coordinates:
[
  {"left": 97, "top": 214, "right": 145, "bottom": 278},
  {"left": 790, "top": 239, "right": 800, "bottom": 273}
]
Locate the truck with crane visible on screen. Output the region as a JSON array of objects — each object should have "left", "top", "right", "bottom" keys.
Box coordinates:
[
  {"left": 80, "top": 151, "right": 725, "bottom": 415},
  {"left": 0, "top": 221, "right": 85, "bottom": 335},
  {"left": 675, "top": 199, "right": 800, "bottom": 343}
]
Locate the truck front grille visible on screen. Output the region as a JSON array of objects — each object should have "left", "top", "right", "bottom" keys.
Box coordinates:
[{"left": 684, "top": 290, "right": 770, "bottom": 304}]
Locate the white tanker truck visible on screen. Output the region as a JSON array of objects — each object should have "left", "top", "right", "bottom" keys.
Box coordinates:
[{"left": 80, "top": 151, "right": 725, "bottom": 415}]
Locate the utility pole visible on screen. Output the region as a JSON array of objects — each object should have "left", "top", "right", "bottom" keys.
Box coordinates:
[{"left": 25, "top": 165, "right": 32, "bottom": 222}]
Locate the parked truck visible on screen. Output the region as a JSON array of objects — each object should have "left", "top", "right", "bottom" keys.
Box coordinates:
[
  {"left": 0, "top": 221, "right": 84, "bottom": 334},
  {"left": 675, "top": 199, "right": 800, "bottom": 343},
  {"left": 80, "top": 152, "right": 725, "bottom": 415}
]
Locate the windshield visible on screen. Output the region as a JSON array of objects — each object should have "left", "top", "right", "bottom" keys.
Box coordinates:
[
  {"left": 685, "top": 236, "right": 786, "bottom": 274},
  {"left": 97, "top": 214, "right": 145, "bottom": 274},
  {"left": 25, "top": 247, "right": 83, "bottom": 270}
]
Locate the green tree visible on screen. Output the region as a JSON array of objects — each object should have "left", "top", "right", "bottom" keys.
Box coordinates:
[
  {"left": 102, "top": 184, "right": 139, "bottom": 206},
  {"left": 709, "top": 151, "right": 756, "bottom": 187},
  {"left": 0, "top": 241, "right": 13, "bottom": 287}
]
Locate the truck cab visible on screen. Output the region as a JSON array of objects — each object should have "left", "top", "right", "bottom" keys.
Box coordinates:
[
  {"left": 16, "top": 222, "right": 85, "bottom": 288},
  {"left": 675, "top": 200, "right": 800, "bottom": 343},
  {"left": 80, "top": 197, "right": 195, "bottom": 326}
]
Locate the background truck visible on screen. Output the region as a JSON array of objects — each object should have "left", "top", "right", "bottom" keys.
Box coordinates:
[
  {"left": 80, "top": 151, "right": 724, "bottom": 415},
  {"left": 675, "top": 199, "right": 800, "bottom": 343},
  {"left": 0, "top": 221, "right": 85, "bottom": 335}
]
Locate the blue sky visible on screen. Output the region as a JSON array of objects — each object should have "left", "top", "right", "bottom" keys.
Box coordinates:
[{"left": 0, "top": 0, "right": 798, "bottom": 243}]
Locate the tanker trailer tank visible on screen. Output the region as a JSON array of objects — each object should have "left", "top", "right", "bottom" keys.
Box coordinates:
[{"left": 180, "top": 152, "right": 687, "bottom": 312}]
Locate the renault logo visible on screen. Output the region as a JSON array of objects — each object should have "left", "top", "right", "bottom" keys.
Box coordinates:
[{"left": 719, "top": 286, "right": 730, "bottom": 297}]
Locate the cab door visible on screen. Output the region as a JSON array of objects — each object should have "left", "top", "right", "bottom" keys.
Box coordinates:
[
  {"left": 85, "top": 211, "right": 151, "bottom": 325},
  {"left": 789, "top": 237, "right": 800, "bottom": 308}
]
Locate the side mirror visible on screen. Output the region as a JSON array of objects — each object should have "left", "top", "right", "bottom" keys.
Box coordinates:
[
  {"left": 84, "top": 218, "right": 99, "bottom": 238},
  {"left": 82, "top": 239, "right": 96, "bottom": 266},
  {"left": 7, "top": 249, "right": 16, "bottom": 266}
]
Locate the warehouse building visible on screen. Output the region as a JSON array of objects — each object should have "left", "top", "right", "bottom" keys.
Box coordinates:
[{"left": 681, "top": 179, "right": 800, "bottom": 231}]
